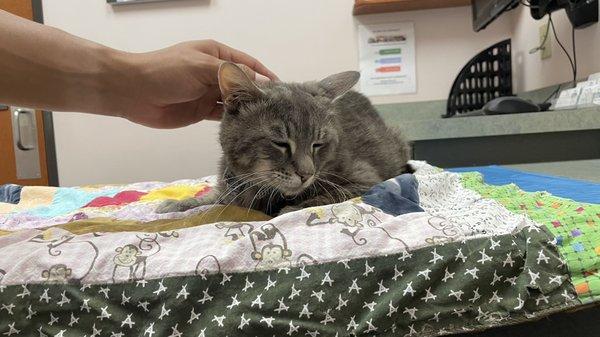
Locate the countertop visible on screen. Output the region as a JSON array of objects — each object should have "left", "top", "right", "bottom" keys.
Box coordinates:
[
  {"left": 375, "top": 84, "right": 600, "bottom": 141},
  {"left": 377, "top": 100, "right": 600, "bottom": 141}
]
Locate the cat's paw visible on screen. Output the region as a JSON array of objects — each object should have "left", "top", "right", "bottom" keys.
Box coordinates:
[
  {"left": 277, "top": 205, "right": 303, "bottom": 216},
  {"left": 156, "top": 198, "right": 201, "bottom": 214},
  {"left": 155, "top": 199, "right": 181, "bottom": 214}
]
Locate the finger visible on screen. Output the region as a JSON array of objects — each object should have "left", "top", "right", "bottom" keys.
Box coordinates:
[
  {"left": 236, "top": 64, "right": 257, "bottom": 81},
  {"left": 254, "top": 73, "right": 271, "bottom": 84},
  {"left": 214, "top": 41, "right": 279, "bottom": 81}
]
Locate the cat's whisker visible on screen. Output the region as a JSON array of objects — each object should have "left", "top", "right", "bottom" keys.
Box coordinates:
[
  {"left": 246, "top": 183, "right": 270, "bottom": 217},
  {"left": 213, "top": 173, "right": 268, "bottom": 206},
  {"left": 200, "top": 174, "right": 269, "bottom": 223},
  {"left": 267, "top": 182, "right": 282, "bottom": 215},
  {"left": 309, "top": 182, "right": 317, "bottom": 199},
  {"left": 317, "top": 177, "right": 347, "bottom": 204},
  {"left": 319, "top": 173, "right": 369, "bottom": 194},
  {"left": 214, "top": 177, "right": 271, "bottom": 221},
  {"left": 321, "top": 171, "right": 368, "bottom": 188},
  {"left": 332, "top": 182, "right": 356, "bottom": 200},
  {"left": 320, "top": 170, "right": 354, "bottom": 182},
  {"left": 213, "top": 175, "right": 267, "bottom": 212},
  {"left": 316, "top": 180, "right": 337, "bottom": 204},
  {"left": 317, "top": 177, "right": 354, "bottom": 203}
]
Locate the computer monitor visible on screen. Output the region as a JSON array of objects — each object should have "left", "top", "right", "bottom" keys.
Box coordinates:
[{"left": 472, "top": 0, "right": 519, "bottom": 32}]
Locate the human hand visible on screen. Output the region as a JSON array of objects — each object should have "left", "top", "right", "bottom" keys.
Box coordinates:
[{"left": 116, "top": 40, "right": 277, "bottom": 128}]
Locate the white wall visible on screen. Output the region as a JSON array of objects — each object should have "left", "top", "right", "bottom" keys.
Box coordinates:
[
  {"left": 511, "top": 5, "right": 600, "bottom": 92},
  {"left": 41, "top": 0, "right": 513, "bottom": 185}
]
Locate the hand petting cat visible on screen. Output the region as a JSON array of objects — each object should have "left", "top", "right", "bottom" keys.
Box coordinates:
[{"left": 120, "top": 40, "right": 279, "bottom": 128}]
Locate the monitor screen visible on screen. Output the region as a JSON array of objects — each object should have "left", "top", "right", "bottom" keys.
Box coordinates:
[{"left": 472, "top": 0, "right": 519, "bottom": 32}]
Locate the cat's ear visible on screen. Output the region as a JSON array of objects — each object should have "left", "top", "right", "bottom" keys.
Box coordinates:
[
  {"left": 318, "top": 71, "right": 360, "bottom": 100},
  {"left": 218, "top": 62, "right": 264, "bottom": 109}
]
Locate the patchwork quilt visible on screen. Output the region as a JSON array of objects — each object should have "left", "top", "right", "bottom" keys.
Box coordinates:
[{"left": 0, "top": 161, "right": 599, "bottom": 337}]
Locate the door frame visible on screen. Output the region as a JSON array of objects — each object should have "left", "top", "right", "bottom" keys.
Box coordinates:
[{"left": 32, "top": 0, "right": 59, "bottom": 186}]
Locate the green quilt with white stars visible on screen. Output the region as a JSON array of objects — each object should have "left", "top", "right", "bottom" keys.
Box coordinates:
[{"left": 0, "top": 161, "right": 597, "bottom": 336}]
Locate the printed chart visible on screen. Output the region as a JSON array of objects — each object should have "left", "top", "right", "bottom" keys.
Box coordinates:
[{"left": 358, "top": 22, "right": 416, "bottom": 96}]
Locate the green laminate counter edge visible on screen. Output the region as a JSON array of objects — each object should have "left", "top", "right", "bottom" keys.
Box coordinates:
[
  {"left": 375, "top": 84, "right": 600, "bottom": 141},
  {"left": 379, "top": 105, "right": 600, "bottom": 141}
]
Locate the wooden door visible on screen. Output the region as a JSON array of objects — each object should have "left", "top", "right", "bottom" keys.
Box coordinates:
[{"left": 0, "top": 0, "right": 50, "bottom": 186}]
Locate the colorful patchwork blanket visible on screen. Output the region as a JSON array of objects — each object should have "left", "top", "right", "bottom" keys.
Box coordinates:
[{"left": 0, "top": 161, "right": 599, "bottom": 336}]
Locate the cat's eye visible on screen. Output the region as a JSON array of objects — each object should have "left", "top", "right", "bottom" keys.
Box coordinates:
[
  {"left": 312, "top": 143, "right": 324, "bottom": 149},
  {"left": 272, "top": 141, "right": 291, "bottom": 151}
]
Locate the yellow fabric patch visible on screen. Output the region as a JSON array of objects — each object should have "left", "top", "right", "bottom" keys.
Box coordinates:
[
  {"left": 0, "top": 186, "right": 57, "bottom": 214},
  {"left": 19, "top": 186, "right": 57, "bottom": 207},
  {"left": 140, "top": 184, "right": 209, "bottom": 202},
  {"left": 0, "top": 202, "right": 18, "bottom": 214}
]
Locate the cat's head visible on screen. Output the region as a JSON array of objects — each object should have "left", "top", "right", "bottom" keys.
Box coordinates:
[{"left": 218, "top": 62, "right": 359, "bottom": 197}]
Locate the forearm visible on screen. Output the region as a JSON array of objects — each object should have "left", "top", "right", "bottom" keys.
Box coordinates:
[{"left": 0, "top": 10, "right": 132, "bottom": 115}]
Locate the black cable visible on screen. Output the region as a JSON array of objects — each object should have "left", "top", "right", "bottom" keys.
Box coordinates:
[
  {"left": 523, "top": 1, "right": 579, "bottom": 103},
  {"left": 515, "top": 1, "right": 580, "bottom": 104},
  {"left": 572, "top": 23, "right": 577, "bottom": 84},
  {"left": 543, "top": 84, "right": 562, "bottom": 103},
  {"left": 520, "top": 0, "right": 540, "bottom": 8},
  {"left": 549, "top": 14, "right": 577, "bottom": 86}
]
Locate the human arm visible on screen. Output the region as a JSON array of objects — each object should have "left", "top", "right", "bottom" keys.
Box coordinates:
[{"left": 0, "top": 10, "right": 277, "bottom": 128}]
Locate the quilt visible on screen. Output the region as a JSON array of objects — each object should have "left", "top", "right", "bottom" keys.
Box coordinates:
[{"left": 0, "top": 161, "right": 598, "bottom": 336}]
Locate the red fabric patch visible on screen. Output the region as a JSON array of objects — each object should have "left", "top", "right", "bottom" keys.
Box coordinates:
[
  {"left": 194, "top": 186, "right": 212, "bottom": 198},
  {"left": 85, "top": 190, "right": 147, "bottom": 208}
]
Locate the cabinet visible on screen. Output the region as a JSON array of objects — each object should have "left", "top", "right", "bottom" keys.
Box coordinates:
[{"left": 353, "top": 0, "right": 471, "bottom": 15}]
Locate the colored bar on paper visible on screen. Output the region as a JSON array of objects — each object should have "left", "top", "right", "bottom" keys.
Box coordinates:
[
  {"left": 379, "top": 48, "right": 401, "bottom": 55},
  {"left": 375, "top": 66, "right": 401, "bottom": 73},
  {"left": 376, "top": 57, "right": 402, "bottom": 64}
]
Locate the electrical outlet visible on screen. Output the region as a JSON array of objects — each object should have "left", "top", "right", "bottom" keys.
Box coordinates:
[{"left": 539, "top": 22, "right": 552, "bottom": 60}]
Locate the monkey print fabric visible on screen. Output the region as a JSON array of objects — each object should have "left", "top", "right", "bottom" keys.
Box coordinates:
[
  {"left": 0, "top": 161, "right": 596, "bottom": 336},
  {"left": 0, "top": 225, "right": 578, "bottom": 336}
]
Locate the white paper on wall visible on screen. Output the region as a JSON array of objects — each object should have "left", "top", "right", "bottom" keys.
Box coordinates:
[{"left": 357, "top": 22, "right": 417, "bottom": 96}]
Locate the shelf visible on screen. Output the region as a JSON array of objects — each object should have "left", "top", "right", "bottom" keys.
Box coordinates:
[{"left": 353, "top": 0, "right": 471, "bottom": 15}]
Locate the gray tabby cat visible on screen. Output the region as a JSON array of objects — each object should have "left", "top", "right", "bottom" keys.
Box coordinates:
[{"left": 157, "top": 63, "right": 412, "bottom": 216}]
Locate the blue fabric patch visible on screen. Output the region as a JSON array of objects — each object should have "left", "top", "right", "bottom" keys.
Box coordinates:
[
  {"left": 26, "top": 187, "right": 120, "bottom": 218},
  {"left": 572, "top": 242, "right": 585, "bottom": 253},
  {"left": 555, "top": 235, "right": 564, "bottom": 246},
  {"left": 0, "top": 184, "right": 22, "bottom": 204},
  {"left": 449, "top": 166, "right": 600, "bottom": 204},
  {"left": 362, "top": 174, "right": 424, "bottom": 216}
]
